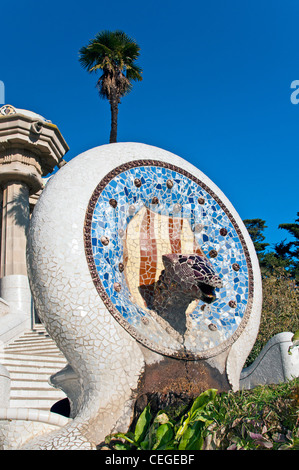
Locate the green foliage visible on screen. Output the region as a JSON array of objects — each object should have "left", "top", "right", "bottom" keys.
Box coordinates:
[
  {"left": 103, "top": 380, "right": 298, "bottom": 451},
  {"left": 243, "top": 213, "right": 299, "bottom": 364},
  {"left": 277, "top": 212, "right": 299, "bottom": 282},
  {"left": 243, "top": 219, "right": 269, "bottom": 262},
  {"left": 244, "top": 213, "right": 299, "bottom": 281},
  {"left": 207, "top": 378, "right": 299, "bottom": 450},
  {"left": 105, "top": 389, "right": 217, "bottom": 450},
  {"left": 246, "top": 267, "right": 299, "bottom": 365}
]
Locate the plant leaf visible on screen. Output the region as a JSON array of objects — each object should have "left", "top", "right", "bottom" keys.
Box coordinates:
[
  {"left": 113, "top": 442, "right": 132, "bottom": 450},
  {"left": 134, "top": 405, "right": 152, "bottom": 444},
  {"left": 190, "top": 389, "right": 218, "bottom": 416},
  {"left": 152, "top": 423, "right": 174, "bottom": 450},
  {"left": 178, "top": 421, "right": 204, "bottom": 450},
  {"left": 272, "top": 433, "right": 287, "bottom": 443},
  {"left": 248, "top": 432, "right": 273, "bottom": 449},
  {"left": 175, "top": 416, "right": 190, "bottom": 441},
  {"left": 113, "top": 432, "right": 135, "bottom": 445},
  {"left": 249, "top": 432, "right": 265, "bottom": 440},
  {"left": 155, "top": 412, "right": 170, "bottom": 424},
  {"left": 139, "top": 440, "right": 149, "bottom": 450}
]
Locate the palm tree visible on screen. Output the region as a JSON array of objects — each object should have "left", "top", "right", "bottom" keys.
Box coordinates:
[{"left": 79, "top": 30, "right": 142, "bottom": 143}]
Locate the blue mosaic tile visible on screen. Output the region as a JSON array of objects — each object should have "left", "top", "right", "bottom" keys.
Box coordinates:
[{"left": 87, "top": 164, "right": 252, "bottom": 358}]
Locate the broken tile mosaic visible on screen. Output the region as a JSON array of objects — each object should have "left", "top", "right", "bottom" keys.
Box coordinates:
[{"left": 87, "top": 163, "right": 251, "bottom": 358}]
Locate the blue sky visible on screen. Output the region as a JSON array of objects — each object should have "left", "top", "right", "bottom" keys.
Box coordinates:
[{"left": 1, "top": 0, "right": 298, "bottom": 250}]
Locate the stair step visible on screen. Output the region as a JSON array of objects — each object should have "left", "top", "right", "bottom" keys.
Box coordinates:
[
  {"left": 5, "top": 335, "right": 58, "bottom": 343},
  {"left": 3, "top": 348, "right": 63, "bottom": 356},
  {"left": 6, "top": 338, "right": 57, "bottom": 345},
  {"left": 10, "top": 388, "right": 63, "bottom": 398},
  {"left": 9, "top": 399, "right": 64, "bottom": 410},
  {"left": 4, "top": 347, "right": 62, "bottom": 352},
  {"left": 9, "top": 372, "right": 60, "bottom": 381},
  {"left": 0, "top": 359, "right": 65, "bottom": 367},
  {"left": 3, "top": 348, "right": 62, "bottom": 355},
  {"left": 13, "top": 345, "right": 56, "bottom": 350},
  {"left": 1, "top": 326, "right": 68, "bottom": 411},
  {"left": 0, "top": 362, "right": 66, "bottom": 372},
  {"left": 0, "top": 353, "right": 66, "bottom": 363},
  {"left": 1, "top": 367, "right": 64, "bottom": 377},
  {"left": 10, "top": 378, "right": 58, "bottom": 388}
]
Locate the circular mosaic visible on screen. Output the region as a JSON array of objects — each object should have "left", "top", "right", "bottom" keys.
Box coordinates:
[
  {"left": 84, "top": 160, "right": 254, "bottom": 359},
  {"left": 0, "top": 105, "right": 16, "bottom": 116}
]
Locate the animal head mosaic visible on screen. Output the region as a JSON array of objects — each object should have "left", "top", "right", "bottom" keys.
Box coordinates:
[{"left": 84, "top": 160, "right": 254, "bottom": 360}]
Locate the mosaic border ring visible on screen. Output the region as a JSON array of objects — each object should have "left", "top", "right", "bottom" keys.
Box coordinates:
[{"left": 84, "top": 160, "right": 254, "bottom": 360}]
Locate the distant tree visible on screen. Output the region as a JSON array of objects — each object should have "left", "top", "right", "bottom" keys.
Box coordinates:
[
  {"left": 243, "top": 219, "right": 269, "bottom": 263},
  {"left": 243, "top": 214, "right": 299, "bottom": 365},
  {"left": 277, "top": 212, "right": 299, "bottom": 282},
  {"left": 243, "top": 217, "right": 299, "bottom": 277},
  {"left": 79, "top": 30, "right": 142, "bottom": 143},
  {"left": 262, "top": 249, "right": 291, "bottom": 274}
]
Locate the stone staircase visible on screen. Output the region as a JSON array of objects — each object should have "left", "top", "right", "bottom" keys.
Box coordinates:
[{"left": 0, "top": 324, "right": 68, "bottom": 411}]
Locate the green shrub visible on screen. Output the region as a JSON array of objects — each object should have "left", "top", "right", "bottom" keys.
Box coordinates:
[
  {"left": 104, "top": 389, "right": 217, "bottom": 450},
  {"left": 246, "top": 269, "right": 299, "bottom": 366},
  {"left": 102, "top": 379, "right": 299, "bottom": 451}
]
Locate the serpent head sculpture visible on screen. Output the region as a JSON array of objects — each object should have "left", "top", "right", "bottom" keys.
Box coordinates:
[{"left": 140, "top": 253, "right": 223, "bottom": 336}]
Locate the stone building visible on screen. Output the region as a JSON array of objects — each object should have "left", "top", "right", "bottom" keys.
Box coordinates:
[{"left": 0, "top": 104, "right": 68, "bottom": 341}]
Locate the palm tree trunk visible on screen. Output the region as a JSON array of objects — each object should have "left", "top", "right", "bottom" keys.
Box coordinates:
[{"left": 109, "top": 93, "right": 119, "bottom": 143}]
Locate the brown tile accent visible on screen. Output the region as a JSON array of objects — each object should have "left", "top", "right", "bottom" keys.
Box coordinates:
[{"left": 139, "top": 208, "right": 157, "bottom": 286}]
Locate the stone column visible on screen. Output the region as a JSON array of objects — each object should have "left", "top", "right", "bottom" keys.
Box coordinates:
[
  {"left": 0, "top": 105, "right": 69, "bottom": 323},
  {"left": 0, "top": 182, "right": 31, "bottom": 314},
  {"left": 1, "top": 181, "right": 29, "bottom": 277}
]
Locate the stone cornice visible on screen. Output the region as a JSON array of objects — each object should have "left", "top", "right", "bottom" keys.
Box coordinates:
[{"left": 0, "top": 112, "right": 69, "bottom": 176}]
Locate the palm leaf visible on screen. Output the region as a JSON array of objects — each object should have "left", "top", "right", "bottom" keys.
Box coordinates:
[{"left": 79, "top": 29, "right": 143, "bottom": 142}]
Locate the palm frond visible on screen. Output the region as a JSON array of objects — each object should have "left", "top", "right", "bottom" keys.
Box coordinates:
[
  {"left": 79, "top": 30, "right": 141, "bottom": 74},
  {"left": 79, "top": 29, "right": 143, "bottom": 141},
  {"left": 126, "top": 64, "right": 143, "bottom": 82}
]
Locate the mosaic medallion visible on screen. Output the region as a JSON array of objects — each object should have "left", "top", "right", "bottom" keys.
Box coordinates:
[
  {"left": 84, "top": 161, "right": 253, "bottom": 359},
  {"left": 0, "top": 105, "right": 16, "bottom": 116}
]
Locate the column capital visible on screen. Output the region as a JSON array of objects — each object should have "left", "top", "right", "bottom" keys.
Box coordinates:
[
  {"left": 0, "top": 106, "right": 69, "bottom": 183},
  {"left": 0, "top": 147, "right": 43, "bottom": 194}
]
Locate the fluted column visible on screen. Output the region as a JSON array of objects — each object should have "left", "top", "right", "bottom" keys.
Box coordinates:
[{"left": 1, "top": 182, "right": 29, "bottom": 277}]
